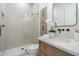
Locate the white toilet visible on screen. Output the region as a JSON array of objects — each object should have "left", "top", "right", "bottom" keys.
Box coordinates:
[
  {"left": 21, "top": 44, "right": 38, "bottom": 56},
  {"left": 27, "top": 44, "right": 38, "bottom": 55}
]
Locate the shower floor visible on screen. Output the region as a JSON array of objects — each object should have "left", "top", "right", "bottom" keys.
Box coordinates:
[{"left": 1, "top": 43, "right": 38, "bottom": 56}]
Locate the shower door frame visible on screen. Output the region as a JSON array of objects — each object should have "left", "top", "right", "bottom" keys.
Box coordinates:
[{"left": 0, "top": 4, "right": 7, "bottom": 56}]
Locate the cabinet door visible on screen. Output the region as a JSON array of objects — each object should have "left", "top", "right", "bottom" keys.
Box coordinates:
[
  {"left": 39, "top": 41, "right": 55, "bottom": 56},
  {"left": 39, "top": 41, "right": 47, "bottom": 55},
  {"left": 54, "top": 47, "right": 72, "bottom": 56},
  {"left": 45, "top": 43, "right": 55, "bottom": 56},
  {"left": 40, "top": 52, "right": 46, "bottom": 56}
]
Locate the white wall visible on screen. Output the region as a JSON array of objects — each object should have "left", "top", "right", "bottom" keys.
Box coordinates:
[
  {"left": 46, "top": 3, "right": 79, "bottom": 39},
  {"left": 39, "top": 3, "right": 79, "bottom": 40}
]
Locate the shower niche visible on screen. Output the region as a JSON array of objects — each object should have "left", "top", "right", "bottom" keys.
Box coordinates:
[{"left": 40, "top": 7, "right": 47, "bottom": 36}]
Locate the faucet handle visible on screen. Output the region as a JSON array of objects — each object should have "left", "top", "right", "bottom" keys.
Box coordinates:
[
  {"left": 66, "top": 29, "right": 70, "bottom": 32},
  {"left": 57, "top": 29, "right": 61, "bottom": 33}
]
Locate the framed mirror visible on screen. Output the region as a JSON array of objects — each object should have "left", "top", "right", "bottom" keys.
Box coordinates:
[{"left": 53, "top": 3, "right": 77, "bottom": 27}]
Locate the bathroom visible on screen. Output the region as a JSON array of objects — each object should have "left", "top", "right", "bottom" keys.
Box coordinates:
[{"left": 0, "top": 3, "right": 79, "bottom": 56}]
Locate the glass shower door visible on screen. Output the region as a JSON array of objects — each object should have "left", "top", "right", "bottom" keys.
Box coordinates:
[{"left": 0, "top": 4, "right": 6, "bottom": 56}]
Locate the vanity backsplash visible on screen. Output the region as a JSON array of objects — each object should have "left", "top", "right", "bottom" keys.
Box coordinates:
[
  {"left": 53, "top": 27, "right": 76, "bottom": 39},
  {"left": 47, "top": 25, "right": 74, "bottom": 39}
]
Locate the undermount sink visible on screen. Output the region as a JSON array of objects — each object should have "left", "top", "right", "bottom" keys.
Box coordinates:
[
  {"left": 61, "top": 39, "right": 73, "bottom": 42},
  {"left": 41, "top": 34, "right": 74, "bottom": 43},
  {"left": 50, "top": 36, "right": 73, "bottom": 43}
]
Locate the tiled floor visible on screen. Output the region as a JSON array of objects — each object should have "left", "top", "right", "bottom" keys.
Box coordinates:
[{"left": 0, "top": 43, "right": 38, "bottom": 56}]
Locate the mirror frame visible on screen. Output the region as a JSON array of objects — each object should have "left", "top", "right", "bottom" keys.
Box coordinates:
[{"left": 52, "top": 3, "right": 77, "bottom": 27}]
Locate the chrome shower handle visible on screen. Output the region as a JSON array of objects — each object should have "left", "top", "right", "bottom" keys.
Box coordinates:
[
  {"left": 0, "top": 24, "right": 6, "bottom": 36},
  {"left": 0, "top": 25, "right": 1, "bottom": 36},
  {"left": 1, "top": 24, "right": 6, "bottom": 27}
]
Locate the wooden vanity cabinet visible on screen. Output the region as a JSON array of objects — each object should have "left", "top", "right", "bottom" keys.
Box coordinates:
[{"left": 38, "top": 41, "right": 73, "bottom": 56}]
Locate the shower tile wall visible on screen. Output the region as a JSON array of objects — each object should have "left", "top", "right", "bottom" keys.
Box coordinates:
[{"left": 4, "top": 3, "right": 39, "bottom": 49}]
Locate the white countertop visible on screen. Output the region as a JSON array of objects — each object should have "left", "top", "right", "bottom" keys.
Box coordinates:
[{"left": 38, "top": 36, "right": 79, "bottom": 56}]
